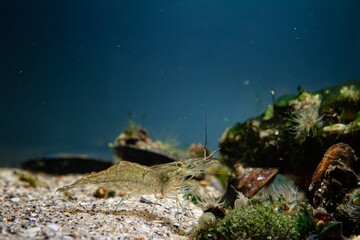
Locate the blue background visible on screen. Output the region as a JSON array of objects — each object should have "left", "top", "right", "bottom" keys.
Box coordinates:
[{"left": 1, "top": 0, "right": 360, "bottom": 166}]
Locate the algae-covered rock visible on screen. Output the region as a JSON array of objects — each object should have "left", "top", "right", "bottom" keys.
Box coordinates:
[
  {"left": 194, "top": 197, "right": 303, "bottom": 240},
  {"left": 219, "top": 81, "right": 360, "bottom": 188}
]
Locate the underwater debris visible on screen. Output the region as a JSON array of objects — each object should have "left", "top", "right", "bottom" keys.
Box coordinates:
[
  {"left": 110, "top": 120, "right": 194, "bottom": 166},
  {"left": 111, "top": 124, "right": 178, "bottom": 166},
  {"left": 17, "top": 171, "right": 48, "bottom": 188},
  {"left": 115, "top": 125, "right": 155, "bottom": 150},
  {"left": 322, "top": 123, "right": 347, "bottom": 133},
  {"left": 188, "top": 143, "right": 209, "bottom": 158}
]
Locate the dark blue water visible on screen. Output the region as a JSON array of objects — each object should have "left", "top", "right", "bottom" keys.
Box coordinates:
[{"left": 1, "top": 1, "right": 360, "bottom": 166}]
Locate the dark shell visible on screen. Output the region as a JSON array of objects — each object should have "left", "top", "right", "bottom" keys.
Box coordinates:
[
  {"left": 112, "top": 144, "right": 177, "bottom": 166},
  {"left": 309, "top": 143, "right": 359, "bottom": 213},
  {"left": 21, "top": 154, "right": 113, "bottom": 174},
  {"left": 234, "top": 167, "right": 279, "bottom": 198},
  {"left": 309, "top": 143, "right": 356, "bottom": 192}
]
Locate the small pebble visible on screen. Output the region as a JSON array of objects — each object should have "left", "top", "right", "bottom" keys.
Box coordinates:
[
  {"left": 94, "top": 186, "right": 108, "bottom": 198},
  {"left": 25, "top": 227, "right": 41, "bottom": 238},
  {"left": 10, "top": 197, "right": 20, "bottom": 203},
  {"left": 5, "top": 215, "right": 15, "bottom": 221},
  {"left": 47, "top": 223, "right": 61, "bottom": 232},
  {"left": 139, "top": 224, "right": 148, "bottom": 232}
]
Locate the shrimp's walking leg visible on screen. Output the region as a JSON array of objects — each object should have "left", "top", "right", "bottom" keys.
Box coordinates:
[{"left": 114, "top": 194, "right": 130, "bottom": 211}]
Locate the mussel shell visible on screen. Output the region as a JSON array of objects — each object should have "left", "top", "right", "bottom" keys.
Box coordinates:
[
  {"left": 309, "top": 142, "right": 356, "bottom": 192},
  {"left": 21, "top": 154, "right": 113, "bottom": 174},
  {"left": 112, "top": 144, "right": 177, "bottom": 166}
]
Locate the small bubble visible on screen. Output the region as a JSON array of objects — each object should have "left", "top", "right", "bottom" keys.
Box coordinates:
[{"left": 243, "top": 79, "right": 250, "bottom": 86}]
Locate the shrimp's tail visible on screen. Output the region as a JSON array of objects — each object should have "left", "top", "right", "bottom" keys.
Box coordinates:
[{"left": 56, "top": 171, "right": 104, "bottom": 192}]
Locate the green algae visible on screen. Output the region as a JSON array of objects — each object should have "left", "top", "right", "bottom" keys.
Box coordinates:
[{"left": 195, "top": 199, "right": 302, "bottom": 240}]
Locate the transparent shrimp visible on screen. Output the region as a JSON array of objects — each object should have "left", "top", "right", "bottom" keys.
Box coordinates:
[{"left": 57, "top": 150, "right": 219, "bottom": 200}]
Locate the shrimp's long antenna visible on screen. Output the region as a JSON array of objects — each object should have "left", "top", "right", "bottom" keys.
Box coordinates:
[
  {"left": 203, "top": 107, "right": 221, "bottom": 159},
  {"left": 204, "top": 106, "right": 208, "bottom": 157}
]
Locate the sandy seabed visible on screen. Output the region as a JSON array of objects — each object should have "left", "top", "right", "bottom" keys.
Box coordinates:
[{"left": 0, "top": 167, "right": 202, "bottom": 240}]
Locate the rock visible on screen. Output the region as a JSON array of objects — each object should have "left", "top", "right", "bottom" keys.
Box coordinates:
[{"left": 219, "top": 81, "right": 360, "bottom": 190}]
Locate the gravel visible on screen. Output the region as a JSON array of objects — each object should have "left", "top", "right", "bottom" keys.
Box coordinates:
[{"left": 0, "top": 168, "right": 203, "bottom": 239}]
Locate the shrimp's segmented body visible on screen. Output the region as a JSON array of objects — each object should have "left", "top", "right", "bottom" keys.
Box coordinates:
[{"left": 58, "top": 161, "right": 160, "bottom": 194}]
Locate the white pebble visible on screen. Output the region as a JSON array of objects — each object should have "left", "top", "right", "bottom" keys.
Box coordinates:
[
  {"left": 139, "top": 224, "right": 148, "bottom": 232},
  {"left": 79, "top": 202, "right": 89, "bottom": 207},
  {"left": 47, "top": 223, "right": 61, "bottom": 232},
  {"left": 10, "top": 197, "right": 20, "bottom": 203},
  {"left": 25, "top": 227, "right": 41, "bottom": 238},
  {"left": 63, "top": 236, "right": 74, "bottom": 240}
]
